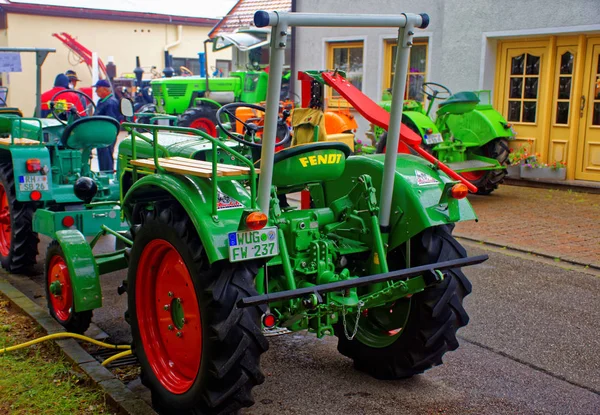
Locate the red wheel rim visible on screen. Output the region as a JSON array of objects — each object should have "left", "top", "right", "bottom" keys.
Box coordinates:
[
  {"left": 0, "top": 183, "right": 11, "bottom": 256},
  {"left": 189, "top": 118, "right": 217, "bottom": 137},
  {"left": 461, "top": 170, "right": 485, "bottom": 181},
  {"left": 136, "top": 239, "right": 202, "bottom": 395},
  {"left": 48, "top": 255, "right": 73, "bottom": 322}
]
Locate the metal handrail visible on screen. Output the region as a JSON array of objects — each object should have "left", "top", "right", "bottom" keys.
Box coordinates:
[
  {"left": 122, "top": 123, "right": 258, "bottom": 215},
  {"left": 10, "top": 118, "right": 44, "bottom": 144}
]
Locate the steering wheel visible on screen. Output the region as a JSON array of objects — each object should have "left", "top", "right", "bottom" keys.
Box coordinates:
[
  {"left": 421, "top": 82, "right": 452, "bottom": 100},
  {"left": 49, "top": 89, "right": 96, "bottom": 125},
  {"left": 216, "top": 103, "right": 291, "bottom": 149}
]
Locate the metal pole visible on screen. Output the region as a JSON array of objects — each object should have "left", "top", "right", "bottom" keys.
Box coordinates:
[
  {"left": 34, "top": 49, "right": 52, "bottom": 117},
  {"left": 378, "top": 18, "right": 416, "bottom": 231},
  {"left": 256, "top": 22, "right": 288, "bottom": 213}
]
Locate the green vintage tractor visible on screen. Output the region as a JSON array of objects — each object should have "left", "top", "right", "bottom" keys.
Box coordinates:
[
  {"left": 39, "top": 11, "right": 488, "bottom": 414},
  {"left": 376, "top": 82, "right": 515, "bottom": 195},
  {"left": 0, "top": 88, "right": 125, "bottom": 274}
]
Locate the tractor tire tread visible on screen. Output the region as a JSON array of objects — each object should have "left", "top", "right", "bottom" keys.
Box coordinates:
[{"left": 0, "top": 163, "right": 39, "bottom": 274}]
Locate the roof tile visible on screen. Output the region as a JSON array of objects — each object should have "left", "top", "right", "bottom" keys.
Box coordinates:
[{"left": 209, "top": 0, "right": 291, "bottom": 38}]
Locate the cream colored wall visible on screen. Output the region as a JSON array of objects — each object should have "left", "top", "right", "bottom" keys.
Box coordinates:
[{"left": 4, "top": 13, "right": 231, "bottom": 115}]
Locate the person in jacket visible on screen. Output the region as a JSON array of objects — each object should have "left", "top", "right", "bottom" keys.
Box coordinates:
[
  {"left": 40, "top": 74, "right": 84, "bottom": 118},
  {"left": 94, "top": 79, "right": 122, "bottom": 171},
  {"left": 65, "top": 69, "right": 80, "bottom": 89}
]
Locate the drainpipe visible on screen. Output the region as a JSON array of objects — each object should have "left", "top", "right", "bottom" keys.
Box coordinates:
[{"left": 164, "top": 24, "right": 183, "bottom": 77}]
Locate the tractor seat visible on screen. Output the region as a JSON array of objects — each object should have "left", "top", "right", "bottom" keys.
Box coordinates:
[
  {"left": 256, "top": 141, "right": 352, "bottom": 188},
  {"left": 436, "top": 91, "right": 480, "bottom": 116},
  {"left": 61, "top": 116, "right": 120, "bottom": 149}
]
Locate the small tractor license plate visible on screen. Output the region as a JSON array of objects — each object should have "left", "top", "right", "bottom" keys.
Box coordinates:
[
  {"left": 424, "top": 133, "right": 443, "bottom": 145},
  {"left": 18, "top": 175, "right": 48, "bottom": 191},
  {"left": 228, "top": 227, "right": 279, "bottom": 262}
]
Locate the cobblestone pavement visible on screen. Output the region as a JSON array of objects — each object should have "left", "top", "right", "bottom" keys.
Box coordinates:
[{"left": 454, "top": 185, "right": 600, "bottom": 268}]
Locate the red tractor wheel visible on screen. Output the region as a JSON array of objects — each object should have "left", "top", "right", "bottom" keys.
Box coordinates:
[
  {"left": 0, "top": 163, "right": 38, "bottom": 273},
  {"left": 45, "top": 241, "right": 92, "bottom": 333},
  {"left": 127, "top": 202, "right": 268, "bottom": 414},
  {"left": 462, "top": 138, "right": 510, "bottom": 195},
  {"left": 177, "top": 106, "right": 219, "bottom": 137}
]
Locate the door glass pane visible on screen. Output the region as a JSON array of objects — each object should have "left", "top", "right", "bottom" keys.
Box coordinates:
[
  {"left": 558, "top": 77, "right": 571, "bottom": 99},
  {"left": 391, "top": 45, "right": 397, "bottom": 73},
  {"left": 333, "top": 48, "right": 348, "bottom": 71},
  {"left": 510, "top": 77, "right": 523, "bottom": 99},
  {"left": 560, "top": 52, "right": 574, "bottom": 75},
  {"left": 556, "top": 102, "right": 569, "bottom": 124},
  {"left": 511, "top": 54, "right": 524, "bottom": 75},
  {"left": 523, "top": 102, "right": 537, "bottom": 122},
  {"left": 593, "top": 103, "right": 600, "bottom": 126},
  {"left": 410, "top": 45, "right": 427, "bottom": 73},
  {"left": 524, "top": 77, "right": 538, "bottom": 99},
  {"left": 526, "top": 54, "right": 540, "bottom": 75},
  {"left": 508, "top": 101, "right": 521, "bottom": 121},
  {"left": 595, "top": 75, "right": 600, "bottom": 100}
]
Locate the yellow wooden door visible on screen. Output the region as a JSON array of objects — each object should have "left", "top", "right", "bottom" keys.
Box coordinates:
[
  {"left": 497, "top": 41, "right": 549, "bottom": 154},
  {"left": 548, "top": 43, "right": 578, "bottom": 165},
  {"left": 576, "top": 38, "right": 600, "bottom": 181}
]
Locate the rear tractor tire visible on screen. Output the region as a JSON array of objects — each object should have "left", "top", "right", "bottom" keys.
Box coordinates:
[
  {"left": 0, "top": 163, "right": 39, "bottom": 274},
  {"left": 127, "top": 202, "right": 268, "bottom": 414},
  {"left": 462, "top": 138, "right": 510, "bottom": 195},
  {"left": 45, "top": 241, "right": 92, "bottom": 334},
  {"left": 335, "top": 225, "right": 472, "bottom": 379},
  {"left": 177, "top": 106, "right": 219, "bottom": 137}
]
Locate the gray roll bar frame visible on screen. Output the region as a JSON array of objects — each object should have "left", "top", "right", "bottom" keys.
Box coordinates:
[
  {"left": 0, "top": 48, "right": 56, "bottom": 117},
  {"left": 253, "top": 11, "right": 428, "bottom": 232}
]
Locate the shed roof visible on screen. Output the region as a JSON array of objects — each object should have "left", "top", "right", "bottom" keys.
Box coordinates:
[
  {"left": 209, "top": 0, "right": 291, "bottom": 38},
  {"left": 0, "top": 0, "right": 226, "bottom": 26}
]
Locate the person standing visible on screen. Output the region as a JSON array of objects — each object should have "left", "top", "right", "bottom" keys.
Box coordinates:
[
  {"left": 93, "top": 79, "right": 122, "bottom": 171},
  {"left": 40, "top": 74, "right": 84, "bottom": 118},
  {"left": 65, "top": 70, "right": 80, "bottom": 89}
]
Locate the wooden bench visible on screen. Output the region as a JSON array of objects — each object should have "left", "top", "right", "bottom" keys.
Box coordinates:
[
  {"left": 129, "top": 156, "right": 259, "bottom": 178},
  {"left": 0, "top": 137, "right": 41, "bottom": 146}
]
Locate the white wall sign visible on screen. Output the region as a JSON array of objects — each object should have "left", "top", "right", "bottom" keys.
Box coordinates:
[{"left": 0, "top": 53, "right": 22, "bottom": 72}]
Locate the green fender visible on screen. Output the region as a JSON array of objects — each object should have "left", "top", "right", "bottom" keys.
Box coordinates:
[
  {"left": 323, "top": 154, "right": 477, "bottom": 251},
  {"left": 0, "top": 145, "right": 54, "bottom": 202},
  {"left": 54, "top": 230, "right": 101, "bottom": 312},
  {"left": 446, "top": 104, "right": 514, "bottom": 147},
  {"left": 194, "top": 97, "right": 222, "bottom": 110},
  {"left": 402, "top": 110, "right": 439, "bottom": 136},
  {"left": 122, "top": 173, "right": 252, "bottom": 264}
]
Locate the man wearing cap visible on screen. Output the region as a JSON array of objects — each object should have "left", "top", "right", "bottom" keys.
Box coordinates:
[
  {"left": 65, "top": 70, "right": 80, "bottom": 89},
  {"left": 40, "top": 74, "right": 84, "bottom": 118},
  {"left": 94, "top": 79, "right": 122, "bottom": 171}
]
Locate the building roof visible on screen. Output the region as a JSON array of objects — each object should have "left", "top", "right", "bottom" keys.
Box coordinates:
[
  {"left": 0, "top": 0, "right": 225, "bottom": 26},
  {"left": 209, "top": 0, "right": 291, "bottom": 38}
]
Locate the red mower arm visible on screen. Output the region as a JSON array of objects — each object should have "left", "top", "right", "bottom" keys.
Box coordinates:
[{"left": 321, "top": 71, "right": 477, "bottom": 193}]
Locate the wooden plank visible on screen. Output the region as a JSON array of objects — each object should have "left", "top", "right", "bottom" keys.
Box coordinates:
[
  {"left": 130, "top": 158, "right": 220, "bottom": 178},
  {"left": 0, "top": 137, "right": 41, "bottom": 146},
  {"left": 167, "top": 156, "right": 259, "bottom": 175}
]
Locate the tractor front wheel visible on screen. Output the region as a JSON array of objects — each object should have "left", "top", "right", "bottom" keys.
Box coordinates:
[
  {"left": 462, "top": 138, "right": 510, "bottom": 195},
  {"left": 0, "top": 163, "right": 39, "bottom": 273},
  {"left": 177, "top": 106, "right": 219, "bottom": 137},
  {"left": 127, "top": 203, "right": 268, "bottom": 414},
  {"left": 45, "top": 241, "right": 92, "bottom": 333},
  {"left": 335, "top": 225, "right": 472, "bottom": 379}
]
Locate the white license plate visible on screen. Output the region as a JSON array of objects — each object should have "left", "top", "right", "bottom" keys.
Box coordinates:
[
  {"left": 18, "top": 175, "right": 48, "bottom": 191},
  {"left": 424, "top": 133, "right": 443, "bottom": 145},
  {"left": 228, "top": 227, "right": 279, "bottom": 262}
]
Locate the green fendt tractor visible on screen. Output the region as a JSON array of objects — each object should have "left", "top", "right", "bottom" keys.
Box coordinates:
[
  {"left": 0, "top": 48, "right": 125, "bottom": 274},
  {"left": 376, "top": 82, "right": 515, "bottom": 194},
  {"left": 40, "top": 11, "right": 488, "bottom": 414}
]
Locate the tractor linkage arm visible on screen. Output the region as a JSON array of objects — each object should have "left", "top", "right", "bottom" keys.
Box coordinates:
[
  {"left": 237, "top": 254, "right": 488, "bottom": 308},
  {"left": 321, "top": 71, "right": 478, "bottom": 193}
]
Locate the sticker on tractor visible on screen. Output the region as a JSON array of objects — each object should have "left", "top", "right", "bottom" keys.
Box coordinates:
[
  {"left": 217, "top": 191, "right": 243, "bottom": 210},
  {"left": 298, "top": 153, "right": 342, "bottom": 167},
  {"left": 18, "top": 175, "right": 48, "bottom": 191},
  {"left": 228, "top": 226, "right": 279, "bottom": 262},
  {"left": 415, "top": 170, "right": 439, "bottom": 186},
  {"left": 424, "top": 133, "right": 443, "bottom": 145}
]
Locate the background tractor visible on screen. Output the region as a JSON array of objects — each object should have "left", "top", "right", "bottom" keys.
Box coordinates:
[
  {"left": 0, "top": 48, "right": 125, "bottom": 274},
  {"left": 39, "top": 11, "right": 488, "bottom": 414},
  {"left": 376, "top": 82, "right": 515, "bottom": 194}
]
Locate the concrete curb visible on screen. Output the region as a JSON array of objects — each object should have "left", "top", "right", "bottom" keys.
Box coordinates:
[
  {"left": 0, "top": 277, "right": 156, "bottom": 415},
  {"left": 455, "top": 234, "right": 600, "bottom": 272}
]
